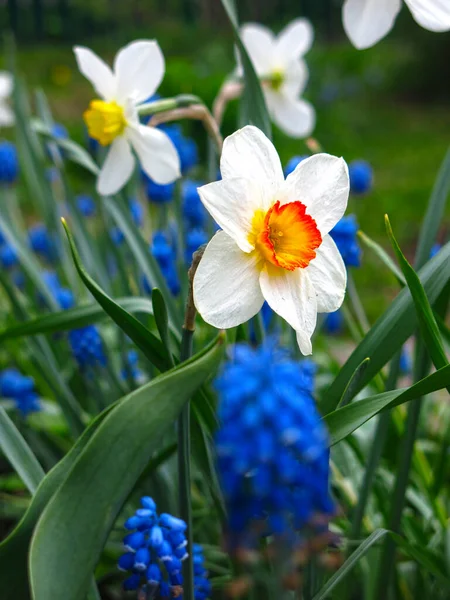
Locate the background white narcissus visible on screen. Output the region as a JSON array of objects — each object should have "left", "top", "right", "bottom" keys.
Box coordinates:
[
  {"left": 343, "top": 0, "right": 450, "bottom": 49},
  {"left": 0, "top": 72, "right": 14, "bottom": 127},
  {"left": 238, "top": 19, "right": 315, "bottom": 138}
]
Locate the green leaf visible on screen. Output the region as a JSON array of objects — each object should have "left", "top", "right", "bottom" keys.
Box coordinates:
[
  {"left": 62, "top": 219, "right": 171, "bottom": 372},
  {"left": 29, "top": 337, "right": 225, "bottom": 600},
  {"left": 32, "top": 118, "right": 99, "bottom": 176},
  {"left": 105, "top": 196, "right": 182, "bottom": 330},
  {"left": 338, "top": 357, "right": 371, "bottom": 409},
  {"left": 0, "top": 406, "right": 114, "bottom": 600},
  {"left": 0, "top": 212, "right": 59, "bottom": 311},
  {"left": 219, "top": 0, "right": 271, "bottom": 137},
  {"left": 152, "top": 288, "right": 175, "bottom": 367},
  {"left": 0, "top": 297, "right": 180, "bottom": 342},
  {"left": 358, "top": 230, "right": 406, "bottom": 286},
  {"left": 312, "top": 529, "right": 389, "bottom": 600},
  {"left": 0, "top": 406, "right": 45, "bottom": 494},
  {"left": 385, "top": 215, "right": 448, "bottom": 376},
  {"left": 325, "top": 364, "right": 450, "bottom": 446},
  {"left": 323, "top": 241, "right": 450, "bottom": 414},
  {"left": 414, "top": 147, "right": 450, "bottom": 270}
]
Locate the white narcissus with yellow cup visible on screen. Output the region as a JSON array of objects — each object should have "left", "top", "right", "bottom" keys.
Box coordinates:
[
  {"left": 74, "top": 40, "right": 180, "bottom": 196},
  {"left": 193, "top": 125, "right": 350, "bottom": 355}
]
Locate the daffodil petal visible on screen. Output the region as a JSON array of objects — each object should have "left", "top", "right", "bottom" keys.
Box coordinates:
[
  {"left": 97, "top": 137, "right": 135, "bottom": 196},
  {"left": 114, "top": 40, "right": 165, "bottom": 105},
  {"left": 198, "top": 177, "right": 272, "bottom": 253},
  {"left": 282, "top": 59, "right": 309, "bottom": 98},
  {"left": 276, "top": 18, "right": 314, "bottom": 61},
  {"left": 405, "top": 0, "right": 450, "bottom": 31},
  {"left": 296, "top": 330, "right": 313, "bottom": 356},
  {"left": 0, "top": 102, "right": 14, "bottom": 127},
  {"left": 194, "top": 231, "right": 264, "bottom": 329},
  {"left": 73, "top": 46, "right": 116, "bottom": 100},
  {"left": 259, "top": 266, "right": 317, "bottom": 355},
  {"left": 240, "top": 23, "right": 275, "bottom": 75},
  {"left": 220, "top": 125, "right": 284, "bottom": 194},
  {"left": 282, "top": 154, "right": 349, "bottom": 236},
  {"left": 268, "top": 94, "right": 315, "bottom": 139},
  {"left": 0, "top": 72, "right": 13, "bottom": 99},
  {"left": 306, "top": 235, "right": 347, "bottom": 313},
  {"left": 128, "top": 125, "right": 180, "bottom": 185},
  {"left": 342, "top": 0, "right": 402, "bottom": 49}
]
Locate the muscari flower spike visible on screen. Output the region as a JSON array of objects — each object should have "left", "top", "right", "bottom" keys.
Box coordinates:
[
  {"left": 118, "top": 496, "right": 210, "bottom": 599},
  {"left": 185, "top": 228, "right": 208, "bottom": 266},
  {"left": 74, "top": 40, "right": 180, "bottom": 195},
  {"left": 182, "top": 180, "right": 207, "bottom": 228},
  {"left": 28, "top": 223, "right": 56, "bottom": 261},
  {"left": 348, "top": 160, "right": 373, "bottom": 195},
  {"left": 324, "top": 309, "right": 344, "bottom": 335},
  {"left": 238, "top": 20, "right": 315, "bottom": 138},
  {"left": 159, "top": 123, "right": 198, "bottom": 174},
  {"left": 148, "top": 231, "right": 180, "bottom": 296},
  {"left": 215, "top": 341, "right": 334, "bottom": 550},
  {"left": 0, "top": 240, "right": 18, "bottom": 269},
  {"left": 76, "top": 194, "right": 96, "bottom": 217},
  {"left": 0, "top": 140, "right": 19, "bottom": 184},
  {"left": 284, "top": 155, "right": 309, "bottom": 178},
  {"left": 329, "top": 214, "right": 361, "bottom": 268},
  {"left": 0, "top": 367, "right": 41, "bottom": 417},
  {"left": 145, "top": 175, "right": 175, "bottom": 204}
]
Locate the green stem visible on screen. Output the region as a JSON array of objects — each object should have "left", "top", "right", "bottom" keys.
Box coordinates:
[
  {"left": 177, "top": 248, "right": 204, "bottom": 600},
  {"left": 138, "top": 94, "right": 203, "bottom": 117},
  {"left": 373, "top": 343, "right": 429, "bottom": 597},
  {"left": 350, "top": 354, "right": 401, "bottom": 541}
]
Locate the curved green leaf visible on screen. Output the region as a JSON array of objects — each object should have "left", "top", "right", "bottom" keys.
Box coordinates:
[
  {"left": 325, "top": 364, "right": 450, "bottom": 446},
  {"left": 219, "top": 0, "right": 271, "bottom": 137},
  {"left": 62, "top": 219, "right": 171, "bottom": 372},
  {"left": 0, "top": 406, "right": 114, "bottom": 600},
  {"left": 29, "top": 337, "right": 225, "bottom": 600},
  {"left": 386, "top": 215, "right": 448, "bottom": 376},
  {"left": 0, "top": 406, "right": 45, "bottom": 494},
  {"left": 323, "top": 241, "right": 450, "bottom": 414},
  {"left": 0, "top": 297, "right": 180, "bottom": 342}
]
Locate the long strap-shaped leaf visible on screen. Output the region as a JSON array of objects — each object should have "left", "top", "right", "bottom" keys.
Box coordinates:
[
  {"left": 29, "top": 337, "right": 224, "bottom": 600},
  {"left": 220, "top": 0, "right": 271, "bottom": 137},
  {"left": 323, "top": 241, "right": 450, "bottom": 414},
  {"left": 0, "top": 406, "right": 45, "bottom": 494},
  {"left": 0, "top": 297, "right": 180, "bottom": 342},
  {"left": 325, "top": 363, "right": 450, "bottom": 445}
]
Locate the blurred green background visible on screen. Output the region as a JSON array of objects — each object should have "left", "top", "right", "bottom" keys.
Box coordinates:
[{"left": 1, "top": 0, "right": 449, "bottom": 318}]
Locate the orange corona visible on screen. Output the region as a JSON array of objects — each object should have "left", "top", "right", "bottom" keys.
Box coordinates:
[{"left": 249, "top": 200, "right": 322, "bottom": 271}]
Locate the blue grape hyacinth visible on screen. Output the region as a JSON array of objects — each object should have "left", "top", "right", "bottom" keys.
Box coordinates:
[
  {"left": 324, "top": 309, "right": 344, "bottom": 335},
  {"left": 182, "top": 180, "right": 207, "bottom": 228},
  {"left": 149, "top": 231, "right": 180, "bottom": 296},
  {"left": 76, "top": 194, "right": 96, "bottom": 217},
  {"left": 185, "top": 228, "right": 208, "bottom": 266},
  {"left": 0, "top": 240, "right": 18, "bottom": 269},
  {"left": 28, "top": 223, "right": 56, "bottom": 261},
  {"left": 118, "top": 496, "right": 210, "bottom": 599},
  {"left": 68, "top": 325, "right": 107, "bottom": 369},
  {"left": 0, "top": 140, "right": 19, "bottom": 184},
  {"left": 145, "top": 177, "right": 175, "bottom": 204},
  {"left": 0, "top": 368, "right": 40, "bottom": 417},
  {"left": 215, "top": 342, "right": 334, "bottom": 550},
  {"left": 284, "top": 155, "right": 309, "bottom": 177},
  {"left": 160, "top": 123, "right": 198, "bottom": 174},
  {"left": 330, "top": 215, "right": 361, "bottom": 268},
  {"left": 349, "top": 160, "right": 373, "bottom": 195}
]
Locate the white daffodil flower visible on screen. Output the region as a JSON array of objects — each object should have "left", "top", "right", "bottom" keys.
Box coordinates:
[
  {"left": 194, "top": 125, "right": 349, "bottom": 356},
  {"left": 74, "top": 40, "right": 180, "bottom": 196},
  {"left": 343, "top": 0, "right": 450, "bottom": 49},
  {"left": 237, "top": 19, "right": 315, "bottom": 138},
  {"left": 0, "top": 72, "right": 14, "bottom": 127}
]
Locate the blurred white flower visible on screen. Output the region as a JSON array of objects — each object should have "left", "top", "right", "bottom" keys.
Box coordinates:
[
  {"left": 194, "top": 126, "right": 349, "bottom": 355},
  {"left": 237, "top": 19, "right": 315, "bottom": 138},
  {"left": 343, "top": 0, "right": 450, "bottom": 49},
  {"left": 74, "top": 40, "right": 180, "bottom": 196},
  {"left": 0, "top": 72, "right": 14, "bottom": 127}
]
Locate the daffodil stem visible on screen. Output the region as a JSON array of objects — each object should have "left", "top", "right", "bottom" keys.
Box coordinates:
[
  {"left": 137, "top": 94, "right": 203, "bottom": 117},
  {"left": 178, "top": 248, "right": 205, "bottom": 600}
]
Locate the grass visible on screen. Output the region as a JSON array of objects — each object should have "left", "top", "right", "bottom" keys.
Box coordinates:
[{"left": 3, "top": 24, "right": 450, "bottom": 319}]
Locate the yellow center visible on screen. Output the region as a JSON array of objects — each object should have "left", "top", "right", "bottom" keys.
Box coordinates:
[
  {"left": 248, "top": 201, "right": 322, "bottom": 272},
  {"left": 269, "top": 69, "right": 285, "bottom": 92},
  {"left": 83, "top": 100, "right": 127, "bottom": 146}
]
